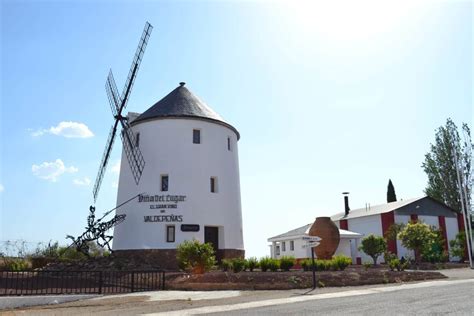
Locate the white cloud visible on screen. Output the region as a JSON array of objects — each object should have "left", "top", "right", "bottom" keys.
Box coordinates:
[
  {"left": 32, "top": 159, "right": 78, "bottom": 182},
  {"left": 31, "top": 121, "right": 94, "bottom": 138},
  {"left": 0, "top": 184, "right": 4, "bottom": 192},
  {"left": 73, "top": 177, "right": 91, "bottom": 186},
  {"left": 111, "top": 161, "right": 121, "bottom": 174}
]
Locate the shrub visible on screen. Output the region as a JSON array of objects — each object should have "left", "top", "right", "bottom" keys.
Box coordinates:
[
  {"left": 398, "top": 222, "right": 437, "bottom": 263},
  {"left": 388, "top": 258, "right": 409, "bottom": 271},
  {"left": 301, "top": 259, "right": 312, "bottom": 271},
  {"left": 268, "top": 258, "right": 280, "bottom": 272},
  {"left": 221, "top": 259, "right": 232, "bottom": 272},
  {"left": 422, "top": 228, "right": 447, "bottom": 263},
  {"left": 259, "top": 257, "right": 272, "bottom": 272},
  {"left": 449, "top": 231, "right": 466, "bottom": 262},
  {"left": 384, "top": 251, "right": 397, "bottom": 263},
  {"left": 246, "top": 257, "right": 259, "bottom": 272},
  {"left": 231, "top": 258, "right": 246, "bottom": 273},
  {"left": 176, "top": 239, "right": 216, "bottom": 273},
  {"left": 363, "top": 262, "right": 372, "bottom": 271},
  {"left": 279, "top": 256, "right": 296, "bottom": 271},
  {"left": 332, "top": 255, "right": 352, "bottom": 271},
  {"left": 359, "top": 235, "right": 387, "bottom": 265},
  {"left": 2, "top": 258, "right": 30, "bottom": 271}
]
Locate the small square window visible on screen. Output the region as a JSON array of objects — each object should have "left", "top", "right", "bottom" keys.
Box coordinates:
[
  {"left": 193, "top": 129, "right": 201, "bottom": 144},
  {"left": 282, "top": 241, "right": 286, "bottom": 252},
  {"left": 210, "top": 177, "right": 217, "bottom": 193},
  {"left": 161, "top": 175, "right": 169, "bottom": 192},
  {"left": 166, "top": 225, "right": 175, "bottom": 242},
  {"left": 290, "top": 240, "right": 294, "bottom": 251},
  {"left": 135, "top": 132, "right": 140, "bottom": 148}
]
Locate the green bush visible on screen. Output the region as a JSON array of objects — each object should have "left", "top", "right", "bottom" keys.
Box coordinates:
[
  {"left": 279, "top": 256, "right": 296, "bottom": 271},
  {"left": 332, "top": 255, "right": 352, "bottom": 271},
  {"left": 221, "top": 259, "right": 233, "bottom": 272},
  {"left": 3, "top": 258, "right": 30, "bottom": 271},
  {"left": 268, "top": 258, "right": 280, "bottom": 272},
  {"left": 246, "top": 257, "right": 259, "bottom": 272},
  {"left": 300, "top": 259, "right": 312, "bottom": 271},
  {"left": 231, "top": 258, "right": 246, "bottom": 273},
  {"left": 422, "top": 228, "right": 448, "bottom": 263},
  {"left": 259, "top": 257, "right": 272, "bottom": 272},
  {"left": 363, "top": 262, "right": 372, "bottom": 271},
  {"left": 449, "top": 231, "right": 466, "bottom": 262},
  {"left": 384, "top": 251, "right": 397, "bottom": 263},
  {"left": 388, "top": 258, "right": 409, "bottom": 271},
  {"left": 176, "top": 239, "right": 216, "bottom": 273}
]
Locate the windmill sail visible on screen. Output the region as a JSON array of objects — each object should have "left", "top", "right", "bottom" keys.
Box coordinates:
[
  {"left": 120, "top": 121, "right": 145, "bottom": 185},
  {"left": 92, "top": 21, "right": 152, "bottom": 203},
  {"left": 93, "top": 123, "right": 118, "bottom": 201}
]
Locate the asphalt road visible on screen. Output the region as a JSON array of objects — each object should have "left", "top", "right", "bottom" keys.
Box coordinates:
[{"left": 209, "top": 281, "right": 474, "bottom": 316}]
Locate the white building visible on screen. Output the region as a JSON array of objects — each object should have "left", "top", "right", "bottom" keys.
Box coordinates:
[
  {"left": 268, "top": 196, "right": 465, "bottom": 264},
  {"left": 332, "top": 196, "right": 462, "bottom": 263},
  {"left": 268, "top": 225, "right": 362, "bottom": 263},
  {"left": 112, "top": 83, "right": 244, "bottom": 267}
]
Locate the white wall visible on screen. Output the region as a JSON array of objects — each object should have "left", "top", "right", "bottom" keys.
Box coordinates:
[
  {"left": 418, "top": 215, "right": 439, "bottom": 228},
  {"left": 334, "top": 239, "right": 352, "bottom": 259},
  {"left": 347, "top": 215, "right": 383, "bottom": 263},
  {"left": 445, "top": 217, "right": 460, "bottom": 261},
  {"left": 113, "top": 118, "right": 243, "bottom": 251}
]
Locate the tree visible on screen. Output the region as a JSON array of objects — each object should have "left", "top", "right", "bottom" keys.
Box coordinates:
[
  {"left": 359, "top": 234, "right": 387, "bottom": 265},
  {"left": 398, "top": 222, "right": 437, "bottom": 263},
  {"left": 387, "top": 179, "right": 397, "bottom": 203},
  {"left": 422, "top": 118, "right": 472, "bottom": 212}
]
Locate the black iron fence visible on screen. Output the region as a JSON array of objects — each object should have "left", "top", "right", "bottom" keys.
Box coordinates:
[{"left": 0, "top": 270, "right": 165, "bottom": 296}]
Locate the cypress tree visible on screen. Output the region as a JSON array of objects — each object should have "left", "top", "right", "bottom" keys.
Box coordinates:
[{"left": 387, "top": 179, "right": 397, "bottom": 203}]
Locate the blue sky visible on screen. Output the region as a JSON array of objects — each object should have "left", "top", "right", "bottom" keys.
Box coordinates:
[{"left": 1, "top": 0, "right": 472, "bottom": 258}]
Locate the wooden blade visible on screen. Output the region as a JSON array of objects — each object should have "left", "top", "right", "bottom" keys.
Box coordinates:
[
  {"left": 118, "top": 22, "right": 153, "bottom": 115},
  {"left": 93, "top": 122, "right": 119, "bottom": 202},
  {"left": 120, "top": 120, "right": 145, "bottom": 185},
  {"left": 105, "top": 70, "right": 121, "bottom": 116}
]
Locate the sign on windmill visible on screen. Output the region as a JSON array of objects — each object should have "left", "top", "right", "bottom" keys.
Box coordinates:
[{"left": 67, "top": 22, "right": 153, "bottom": 256}]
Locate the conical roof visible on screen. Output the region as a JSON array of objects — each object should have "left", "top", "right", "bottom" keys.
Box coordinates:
[{"left": 133, "top": 82, "right": 239, "bottom": 139}]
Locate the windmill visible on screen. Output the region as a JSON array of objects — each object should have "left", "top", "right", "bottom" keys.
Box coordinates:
[{"left": 67, "top": 22, "right": 153, "bottom": 255}]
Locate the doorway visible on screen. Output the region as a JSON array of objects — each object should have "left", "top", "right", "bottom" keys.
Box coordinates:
[{"left": 204, "top": 226, "right": 219, "bottom": 254}]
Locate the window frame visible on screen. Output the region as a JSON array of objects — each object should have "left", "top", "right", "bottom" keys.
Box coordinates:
[
  {"left": 193, "top": 129, "right": 201, "bottom": 144},
  {"left": 161, "top": 174, "right": 169, "bottom": 192},
  {"left": 282, "top": 241, "right": 286, "bottom": 252},
  {"left": 290, "top": 240, "right": 294, "bottom": 251},
  {"left": 210, "top": 176, "right": 218, "bottom": 193},
  {"left": 166, "top": 225, "right": 175, "bottom": 242}
]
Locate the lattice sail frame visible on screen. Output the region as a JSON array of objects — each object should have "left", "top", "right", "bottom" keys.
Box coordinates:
[{"left": 92, "top": 22, "right": 153, "bottom": 202}]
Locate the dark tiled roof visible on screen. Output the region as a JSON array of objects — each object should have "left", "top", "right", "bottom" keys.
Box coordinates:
[{"left": 133, "top": 83, "right": 240, "bottom": 139}]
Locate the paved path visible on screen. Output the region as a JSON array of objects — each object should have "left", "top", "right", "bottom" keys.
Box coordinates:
[
  {"left": 0, "top": 294, "right": 98, "bottom": 311},
  {"left": 145, "top": 279, "right": 474, "bottom": 315}
]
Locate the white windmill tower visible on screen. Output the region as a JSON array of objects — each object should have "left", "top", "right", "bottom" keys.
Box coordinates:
[{"left": 111, "top": 82, "right": 245, "bottom": 268}]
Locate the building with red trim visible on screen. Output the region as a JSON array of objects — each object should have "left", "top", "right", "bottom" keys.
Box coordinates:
[{"left": 331, "top": 196, "right": 462, "bottom": 263}]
